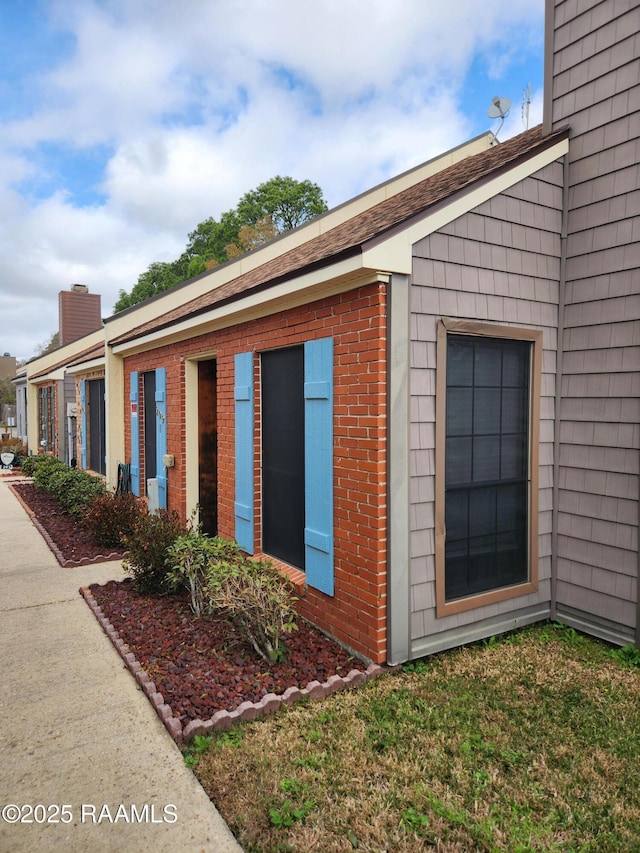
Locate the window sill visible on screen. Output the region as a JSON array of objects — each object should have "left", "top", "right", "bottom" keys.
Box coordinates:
[{"left": 255, "top": 553, "right": 306, "bottom": 595}]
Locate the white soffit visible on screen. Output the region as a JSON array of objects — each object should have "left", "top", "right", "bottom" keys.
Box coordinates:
[{"left": 361, "top": 137, "right": 569, "bottom": 274}]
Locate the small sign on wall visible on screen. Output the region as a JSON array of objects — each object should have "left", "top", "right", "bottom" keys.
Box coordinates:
[
  {"left": 131, "top": 402, "right": 138, "bottom": 417},
  {"left": 0, "top": 452, "right": 16, "bottom": 469}
]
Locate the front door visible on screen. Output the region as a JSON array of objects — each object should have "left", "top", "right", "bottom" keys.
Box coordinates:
[
  {"left": 261, "top": 346, "right": 305, "bottom": 568},
  {"left": 198, "top": 359, "right": 218, "bottom": 536}
]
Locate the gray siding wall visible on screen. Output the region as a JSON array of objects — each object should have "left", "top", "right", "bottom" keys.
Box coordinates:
[
  {"left": 551, "top": 0, "right": 639, "bottom": 641},
  {"left": 408, "top": 162, "right": 564, "bottom": 656}
]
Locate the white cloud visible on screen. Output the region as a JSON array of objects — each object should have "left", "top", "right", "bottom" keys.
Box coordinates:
[{"left": 0, "top": 0, "right": 545, "bottom": 362}]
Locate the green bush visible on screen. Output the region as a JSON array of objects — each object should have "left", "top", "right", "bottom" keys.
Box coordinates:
[
  {"left": 45, "top": 465, "right": 106, "bottom": 518},
  {"left": 31, "top": 455, "right": 67, "bottom": 489},
  {"left": 166, "top": 534, "right": 245, "bottom": 616},
  {"left": 84, "top": 491, "right": 145, "bottom": 548},
  {"left": 27, "top": 456, "right": 105, "bottom": 518},
  {"left": 206, "top": 555, "right": 298, "bottom": 664},
  {"left": 123, "top": 508, "right": 189, "bottom": 594},
  {"left": 20, "top": 454, "right": 53, "bottom": 478}
]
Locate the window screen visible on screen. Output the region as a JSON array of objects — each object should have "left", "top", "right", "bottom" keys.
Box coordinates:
[{"left": 444, "top": 335, "right": 530, "bottom": 601}]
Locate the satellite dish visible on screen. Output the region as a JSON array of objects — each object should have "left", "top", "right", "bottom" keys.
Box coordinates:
[
  {"left": 487, "top": 96, "right": 511, "bottom": 119},
  {"left": 487, "top": 96, "right": 512, "bottom": 143}
]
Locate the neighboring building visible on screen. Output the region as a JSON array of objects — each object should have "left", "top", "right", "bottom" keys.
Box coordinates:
[
  {"left": 24, "top": 0, "right": 639, "bottom": 663},
  {"left": 0, "top": 354, "right": 17, "bottom": 381},
  {"left": 26, "top": 287, "right": 103, "bottom": 465},
  {"left": 12, "top": 366, "right": 28, "bottom": 446}
]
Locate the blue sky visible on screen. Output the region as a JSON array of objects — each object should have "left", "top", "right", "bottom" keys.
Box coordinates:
[{"left": 0, "top": 0, "right": 545, "bottom": 361}]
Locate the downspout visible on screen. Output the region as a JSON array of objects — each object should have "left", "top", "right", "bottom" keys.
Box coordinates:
[{"left": 550, "top": 149, "right": 569, "bottom": 622}]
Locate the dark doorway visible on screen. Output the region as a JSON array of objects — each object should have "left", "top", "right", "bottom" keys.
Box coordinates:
[
  {"left": 88, "top": 377, "right": 106, "bottom": 475},
  {"left": 198, "top": 360, "right": 218, "bottom": 536},
  {"left": 262, "top": 346, "right": 305, "bottom": 568},
  {"left": 143, "top": 371, "right": 157, "bottom": 490}
]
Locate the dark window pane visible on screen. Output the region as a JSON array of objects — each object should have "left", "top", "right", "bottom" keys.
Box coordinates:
[
  {"left": 500, "top": 433, "right": 526, "bottom": 480},
  {"left": 472, "top": 435, "right": 500, "bottom": 481},
  {"left": 469, "top": 486, "right": 496, "bottom": 539},
  {"left": 446, "top": 436, "right": 472, "bottom": 484},
  {"left": 474, "top": 344, "right": 502, "bottom": 387},
  {"left": 444, "top": 334, "right": 531, "bottom": 603},
  {"left": 445, "top": 490, "right": 468, "bottom": 541},
  {"left": 447, "top": 339, "right": 473, "bottom": 386},
  {"left": 503, "top": 344, "right": 528, "bottom": 386},
  {"left": 502, "top": 388, "right": 526, "bottom": 433},
  {"left": 473, "top": 387, "right": 501, "bottom": 435},
  {"left": 447, "top": 387, "right": 473, "bottom": 436}
]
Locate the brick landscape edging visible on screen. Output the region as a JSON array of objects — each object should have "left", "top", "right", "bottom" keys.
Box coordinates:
[
  {"left": 79, "top": 585, "right": 385, "bottom": 745},
  {"left": 9, "top": 482, "right": 125, "bottom": 567}
]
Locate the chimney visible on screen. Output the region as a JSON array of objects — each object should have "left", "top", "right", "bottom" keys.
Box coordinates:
[{"left": 58, "top": 284, "right": 102, "bottom": 346}]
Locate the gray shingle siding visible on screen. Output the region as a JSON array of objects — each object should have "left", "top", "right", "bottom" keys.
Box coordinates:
[
  {"left": 552, "top": 0, "right": 639, "bottom": 641},
  {"left": 408, "top": 163, "right": 563, "bottom": 656}
]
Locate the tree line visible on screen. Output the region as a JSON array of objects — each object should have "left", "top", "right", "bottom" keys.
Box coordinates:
[{"left": 114, "top": 176, "right": 327, "bottom": 313}]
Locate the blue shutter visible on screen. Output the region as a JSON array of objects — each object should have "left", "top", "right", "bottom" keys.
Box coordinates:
[
  {"left": 80, "top": 379, "right": 87, "bottom": 470},
  {"left": 155, "top": 367, "right": 168, "bottom": 510},
  {"left": 234, "top": 352, "right": 254, "bottom": 554},
  {"left": 129, "top": 371, "right": 140, "bottom": 496},
  {"left": 304, "top": 337, "right": 334, "bottom": 595}
]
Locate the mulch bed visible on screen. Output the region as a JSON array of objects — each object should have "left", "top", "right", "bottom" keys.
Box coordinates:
[
  {"left": 89, "top": 578, "right": 368, "bottom": 723},
  {"left": 12, "top": 481, "right": 126, "bottom": 566},
  {"left": 11, "top": 479, "right": 377, "bottom": 739}
]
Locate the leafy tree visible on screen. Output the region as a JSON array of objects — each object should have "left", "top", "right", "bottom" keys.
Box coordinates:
[
  {"left": 0, "top": 376, "right": 15, "bottom": 407},
  {"left": 113, "top": 176, "right": 328, "bottom": 312},
  {"left": 236, "top": 176, "right": 327, "bottom": 232},
  {"left": 114, "top": 261, "right": 181, "bottom": 313},
  {"left": 180, "top": 208, "right": 241, "bottom": 269},
  {"left": 36, "top": 331, "right": 60, "bottom": 356},
  {"left": 225, "top": 216, "right": 278, "bottom": 259}
]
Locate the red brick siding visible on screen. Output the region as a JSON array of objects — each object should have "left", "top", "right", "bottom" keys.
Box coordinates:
[{"left": 123, "top": 282, "right": 388, "bottom": 662}]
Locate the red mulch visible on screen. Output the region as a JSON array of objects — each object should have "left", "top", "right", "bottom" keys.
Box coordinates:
[
  {"left": 12, "top": 481, "right": 127, "bottom": 564},
  {"left": 12, "top": 481, "right": 368, "bottom": 721}
]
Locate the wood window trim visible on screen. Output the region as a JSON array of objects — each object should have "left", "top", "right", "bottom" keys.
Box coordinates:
[{"left": 435, "top": 318, "right": 541, "bottom": 618}]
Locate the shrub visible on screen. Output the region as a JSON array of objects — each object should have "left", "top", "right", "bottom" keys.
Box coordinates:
[
  {"left": 123, "top": 508, "right": 189, "bottom": 594},
  {"left": 166, "top": 534, "right": 245, "bottom": 616},
  {"left": 31, "top": 455, "right": 67, "bottom": 489},
  {"left": 27, "top": 455, "right": 105, "bottom": 517},
  {"left": 206, "top": 556, "right": 298, "bottom": 664},
  {"left": 45, "top": 465, "right": 106, "bottom": 518},
  {"left": 84, "top": 491, "right": 145, "bottom": 549},
  {"left": 19, "top": 454, "right": 51, "bottom": 478}
]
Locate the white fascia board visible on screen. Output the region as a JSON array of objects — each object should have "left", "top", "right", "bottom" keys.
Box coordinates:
[
  {"left": 111, "top": 256, "right": 385, "bottom": 356},
  {"left": 34, "top": 368, "right": 67, "bottom": 382},
  {"left": 65, "top": 358, "right": 105, "bottom": 375},
  {"left": 361, "top": 138, "right": 569, "bottom": 274},
  {"left": 26, "top": 329, "right": 104, "bottom": 379}
]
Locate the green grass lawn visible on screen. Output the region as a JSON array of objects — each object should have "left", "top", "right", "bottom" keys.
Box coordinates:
[{"left": 191, "top": 622, "right": 640, "bottom": 852}]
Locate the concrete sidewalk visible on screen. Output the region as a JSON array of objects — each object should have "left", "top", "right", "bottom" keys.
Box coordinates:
[{"left": 0, "top": 476, "right": 242, "bottom": 853}]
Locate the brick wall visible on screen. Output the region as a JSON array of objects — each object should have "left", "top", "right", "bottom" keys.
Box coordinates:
[{"left": 123, "top": 282, "right": 388, "bottom": 662}]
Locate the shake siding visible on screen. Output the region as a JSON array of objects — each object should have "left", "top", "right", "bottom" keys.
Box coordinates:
[
  {"left": 551, "top": 0, "right": 639, "bottom": 639},
  {"left": 408, "top": 163, "right": 563, "bottom": 654}
]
